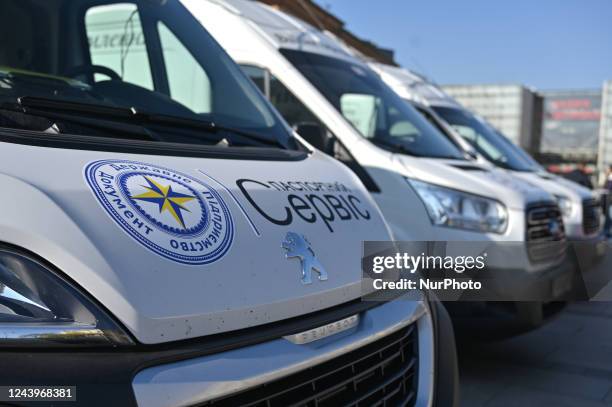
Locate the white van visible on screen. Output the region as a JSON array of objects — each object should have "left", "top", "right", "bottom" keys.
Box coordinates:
[
  {"left": 0, "top": 1, "right": 457, "bottom": 406},
  {"left": 370, "top": 63, "right": 605, "bottom": 252},
  {"left": 184, "top": 0, "right": 576, "bottom": 328}
]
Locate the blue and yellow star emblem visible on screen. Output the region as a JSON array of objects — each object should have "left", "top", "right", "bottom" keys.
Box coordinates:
[{"left": 131, "top": 176, "right": 196, "bottom": 229}]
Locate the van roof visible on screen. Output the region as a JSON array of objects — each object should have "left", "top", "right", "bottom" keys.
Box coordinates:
[
  {"left": 369, "top": 62, "right": 461, "bottom": 108},
  {"left": 209, "top": 0, "right": 359, "bottom": 62}
]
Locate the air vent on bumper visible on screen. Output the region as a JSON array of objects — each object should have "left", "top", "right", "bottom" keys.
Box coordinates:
[{"left": 201, "top": 323, "right": 418, "bottom": 407}]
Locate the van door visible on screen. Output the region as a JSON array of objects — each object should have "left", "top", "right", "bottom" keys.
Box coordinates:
[{"left": 241, "top": 64, "right": 380, "bottom": 192}]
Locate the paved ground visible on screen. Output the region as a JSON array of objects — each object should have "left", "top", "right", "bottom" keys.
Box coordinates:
[{"left": 458, "top": 301, "right": 612, "bottom": 406}]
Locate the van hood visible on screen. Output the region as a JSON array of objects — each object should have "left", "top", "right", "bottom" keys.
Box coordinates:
[
  {"left": 517, "top": 170, "right": 595, "bottom": 201},
  {"left": 393, "top": 155, "right": 553, "bottom": 209},
  {"left": 0, "top": 143, "right": 390, "bottom": 344}
]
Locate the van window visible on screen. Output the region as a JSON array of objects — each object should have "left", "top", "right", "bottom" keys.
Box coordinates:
[
  {"left": 269, "top": 75, "right": 323, "bottom": 128},
  {"left": 432, "top": 106, "right": 538, "bottom": 171},
  {"left": 281, "top": 49, "right": 465, "bottom": 160},
  {"left": 85, "top": 3, "right": 154, "bottom": 89},
  {"left": 0, "top": 0, "right": 295, "bottom": 150},
  {"left": 340, "top": 94, "right": 378, "bottom": 137},
  {"left": 339, "top": 94, "right": 420, "bottom": 139},
  {"left": 241, "top": 64, "right": 323, "bottom": 128},
  {"left": 452, "top": 124, "right": 504, "bottom": 161},
  {"left": 240, "top": 65, "right": 268, "bottom": 98},
  {"left": 158, "top": 22, "right": 211, "bottom": 113}
]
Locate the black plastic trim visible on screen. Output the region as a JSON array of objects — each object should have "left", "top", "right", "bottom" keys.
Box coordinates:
[
  {"left": 430, "top": 298, "right": 460, "bottom": 407},
  {"left": 0, "top": 127, "right": 308, "bottom": 161}
]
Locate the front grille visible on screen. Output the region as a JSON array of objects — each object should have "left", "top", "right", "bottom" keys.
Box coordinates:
[
  {"left": 201, "top": 324, "right": 418, "bottom": 407},
  {"left": 526, "top": 203, "right": 567, "bottom": 263},
  {"left": 582, "top": 198, "right": 601, "bottom": 235}
]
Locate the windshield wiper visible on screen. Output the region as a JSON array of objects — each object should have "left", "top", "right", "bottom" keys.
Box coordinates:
[
  {"left": 432, "top": 154, "right": 466, "bottom": 160},
  {"left": 370, "top": 138, "right": 423, "bottom": 157},
  {"left": 14, "top": 96, "right": 285, "bottom": 148},
  {"left": 0, "top": 101, "right": 158, "bottom": 141},
  {"left": 370, "top": 138, "right": 466, "bottom": 160},
  {"left": 140, "top": 112, "right": 286, "bottom": 148}
]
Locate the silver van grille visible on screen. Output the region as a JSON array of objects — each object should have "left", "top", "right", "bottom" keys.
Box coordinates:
[
  {"left": 526, "top": 203, "right": 567, "bottom": 263},
  {"left": 201, "top": 324, "right": 418, "bottom": 407},
  {"left": 582, "top": 198, "right": 601, "bottom": 235}
]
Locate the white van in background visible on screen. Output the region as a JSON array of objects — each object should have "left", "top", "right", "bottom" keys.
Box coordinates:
[
  {"left": 369, "top": 63, "right": 605, "bottom": 251},
  {"left": 183, "top": 0, "right": 576, "bottom": 328}
]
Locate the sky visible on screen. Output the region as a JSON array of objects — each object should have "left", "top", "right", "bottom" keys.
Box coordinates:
[{"left": 313, "top": 0, "right": 612, "bottom": 90}]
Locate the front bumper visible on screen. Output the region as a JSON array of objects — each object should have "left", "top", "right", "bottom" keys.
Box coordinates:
[
  {"left": 447, "top": 254, "right": 576, "bottom": 333},
  {"left": 0, "top": 294, "right": 447, "bottom": 407},
  {"left": 569, "top": 232, "right": 607, "bottom": 262},
  {"left": 481, "top": 254, "right": 576, "bottom": 302}
]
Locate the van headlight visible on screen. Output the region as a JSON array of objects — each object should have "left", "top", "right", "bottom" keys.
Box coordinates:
[
  {"left": 0, "top": 248, "right": 132, "bottom": 347},
  {"left": 554, "top": 195, "right": 573, "bottom": 218},
  {"left": 407, "top": 178, "right": 508, "bottom": 234}
]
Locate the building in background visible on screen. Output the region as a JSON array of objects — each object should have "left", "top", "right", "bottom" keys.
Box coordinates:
[
  {"left": 256, "top": 0, "right": 609, "bottom": 179},
  {"left": 540, "top": 90, "right": 601, "bottom": 164},
  {"left": 598, "top": 81, "right": 612, "bottom": 183},
  {"left": 441, "top": 84, "right": 543, "bottom": 155},
  {"left": 258, "top": 0, "right": 397, "bottom": 66}
]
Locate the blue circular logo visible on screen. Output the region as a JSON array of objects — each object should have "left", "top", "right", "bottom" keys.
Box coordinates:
[
  {"left": 549, "top": 219, "right": 561, "bottom": 238},
  {"left": 84, "top": 160, "right": 234, "bottom": 265}
]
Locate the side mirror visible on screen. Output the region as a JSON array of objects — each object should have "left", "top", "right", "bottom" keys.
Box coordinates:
[{"left": 294, "top": 122, "right": 334, "bottom": 153}]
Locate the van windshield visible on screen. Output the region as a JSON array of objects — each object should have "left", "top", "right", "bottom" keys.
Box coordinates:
[
  {"left": 432, "top": 106, "right": 540, "bottom": 172},
  {"left": 0, "top": 0, "right": 294, "bottom": 149},
  {"left": 280, "top": 49, "right": 465, "bottom": 159}
]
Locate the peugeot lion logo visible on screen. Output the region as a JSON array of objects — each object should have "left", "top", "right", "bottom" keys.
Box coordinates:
[{"left": 282, "top": 232, "right": 328, "bottom": 285}]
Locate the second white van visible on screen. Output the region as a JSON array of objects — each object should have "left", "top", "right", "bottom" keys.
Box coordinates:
[{"left": 184, "top": 0, "right": 576, "bottom": 328}]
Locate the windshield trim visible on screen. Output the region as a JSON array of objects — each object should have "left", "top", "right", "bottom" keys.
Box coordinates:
[
  {"left": 0, "top": 126, "right": 307, "bottom": 161},
  {"left": 13, "top": 95, "right": 289, "bottom": 148}
]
